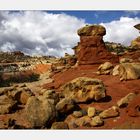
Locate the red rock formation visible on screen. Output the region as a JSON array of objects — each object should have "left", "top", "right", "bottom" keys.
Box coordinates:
[{"left": 77, "top": 25, "right": 119, "bottom": 65}]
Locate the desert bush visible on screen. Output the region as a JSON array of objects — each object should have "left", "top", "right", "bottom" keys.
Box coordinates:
[{"left": 0, "top": 71, "right": 40, "bottom": 87}]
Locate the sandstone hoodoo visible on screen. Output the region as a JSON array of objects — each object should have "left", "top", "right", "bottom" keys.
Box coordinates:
[{"left": 76, "top": 24, "right": 119, "bottom": 65}]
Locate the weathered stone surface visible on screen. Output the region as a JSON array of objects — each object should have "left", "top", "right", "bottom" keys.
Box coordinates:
[
  {"left": 78, "top": 25, "right": 106, "bottom": 36},
  {"left": 99, "top": 106, "right": 119, "bottom": 119},
  {"left": 62, "top": 77, "right": 106, "bottom": 103},
  {"left": 117, "top": 93, "right": 137, "bottom": 108},
  {"left": 0, "top": 85, "right": 34, "bottom": 105},
  {"left": 112, "top": 65, "right": 120, "bottom": 76},
  {"left": 25, "top": 96, "right": 56, "bottom": 128},
  {"left": 97, "top": 62, "right": 114, "bottom": 75},
  {"left": 73, "top": 111, "right": 83, "bottom": 118},
  {"left": 90, "top": 116, "right": 104, "bottom": 127},
  {"left": 76, "top": 24, "right": 119, "bottom": 65},
  {"left": 51, "top": 122, "right": 69, "bottom": 129},
  {"left": 40, "top": 90, "right": 59, "bottom": 105},
  {"left": 56, "top": 97, "right": 76, "bottom": 114},
  {"left": 77, "top": 36, "right": 119, "bottom": 65},
  {"left": 131, "top": 36, "right": 140, "bottom": 50},
  {"left": 126, "top": 94, "right": 140, "bottom": 117},
  {"left": 13, "top": 88, "right": 33, "bottom": 104},
  {"left": 74, "top": 116, "right": 91, "bottom": 127},
  {"left": 0, "top": 95, "right": 17, "bottom": 114},
  {"left": 87, "top": 107, "right": 96, "bottom": 117},
  {"left": 117, "top": 63, "right": 140, "bottom": 80},
  {"left": 120, "top": 58, "right": 133, "bottom": 63}
]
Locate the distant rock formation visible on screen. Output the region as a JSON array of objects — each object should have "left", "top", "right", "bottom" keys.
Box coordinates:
[
  {"left": 130, "top": 23, "right": 140, "bottom": 50},
  {"left": 134, "top": 23, "right": 140, "bottom": 31},
  {"left": 76, "top": 24, "right": 119, "bottom": 65},
  {"left": 105, "top": 42, "right": 127, "bottom": 55},
  {"left": 131, "top": 37, "right": 140, "bottom": 50}
]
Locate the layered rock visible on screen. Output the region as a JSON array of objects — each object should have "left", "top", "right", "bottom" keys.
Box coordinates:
[{"left": 76, "top": 24, "right": 119, "bottom": 65}]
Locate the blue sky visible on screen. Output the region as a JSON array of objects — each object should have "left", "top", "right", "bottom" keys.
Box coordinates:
[
  {"left": 0, "top": 11, "right": 140, "bottom": 56},
  {"left": 47, "top": 10, "right": 140, "bottom": 23}
]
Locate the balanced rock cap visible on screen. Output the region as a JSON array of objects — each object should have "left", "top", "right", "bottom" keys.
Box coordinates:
[
  {"left": 77, "top": 24, "right": 106, "bottom": 36},
  {"left": 134, "top": 23, "right": 140, "bottom": 30}
]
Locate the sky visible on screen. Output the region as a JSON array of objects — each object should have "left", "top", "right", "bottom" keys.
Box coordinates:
[{"left": 0, "top": 10, "right": 140, "bottom": 57}]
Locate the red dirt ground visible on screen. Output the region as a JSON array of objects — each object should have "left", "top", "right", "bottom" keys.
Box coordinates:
[
  {"left": 33, "top": 64, "right": 52, "bottom": 74},
  {"left": 43, "top": 64, "right": 140, "bottom": 129}
]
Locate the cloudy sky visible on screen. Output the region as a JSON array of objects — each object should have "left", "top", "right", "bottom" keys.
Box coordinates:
[{"left": 0, "top": 11, "right": 140, "bottom": 57}]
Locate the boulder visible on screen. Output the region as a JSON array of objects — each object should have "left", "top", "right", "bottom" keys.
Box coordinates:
[
  {"left": 90, "top": 116, "right": 104, "bottom": 127},
  {"left": 12, "top": 88, "right": 33, "bottom": 104},
  {"left": 112, "top": 65, "right": 120, "bottom": 76},
  {"left": 97, "top": 62, "right": 114, "bottom": 75},
  {"left": 74, "top": 116, "right": 91, "bottom": 127},
  {"left": 87, "top": 107, "right": 96, "bottom": 117},
  {"left": 51, "top": 122, "right": 69, "bottom": 129},
  {"left": 120, "top": 58, "right": 133, "bottom": 63},
  {"left": 56, "top": 97, "right": 76, "bottom": 114},
  {"left": 117, "top": 63, "right": 140, "bottom": 80},
  {"left": 40, "top": 90, "right": 59, "bottom": 105},
  {"left": 62, "top": 77, "right": 106, "bottom": 103},
  {"left": 25, "top": 96, "right": 56, "bottom": 128},
  {"left": 99, "top": 106, "right": 119, "bottom": 119},
  {"left": 77, "top": 24, "right": 106, "bottom": 36},
  {"left": 0, "top": 95, "right": 17, "bottom": 114},
  {"left": 117, "top": 93, "right": 137, "bottom": 108},
  {"left": 64, "top": 115, "right": 78, "bottom": 129},
  {"left": 1, "top": 85, "right": 34, "bottom": 105},
  {"left": 73, "top": 111, "right": 83, "bottom": 118}
]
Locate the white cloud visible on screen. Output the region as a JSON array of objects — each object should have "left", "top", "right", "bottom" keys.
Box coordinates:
[
  {"left": 100, "top": 17, "right": 140, "bottom": 46},
  {"left": 0, "top": 11, "right": 86, "bottom": 57},
  {"left": 0, "top": 11, "right": 140, "bottom": 57}
]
